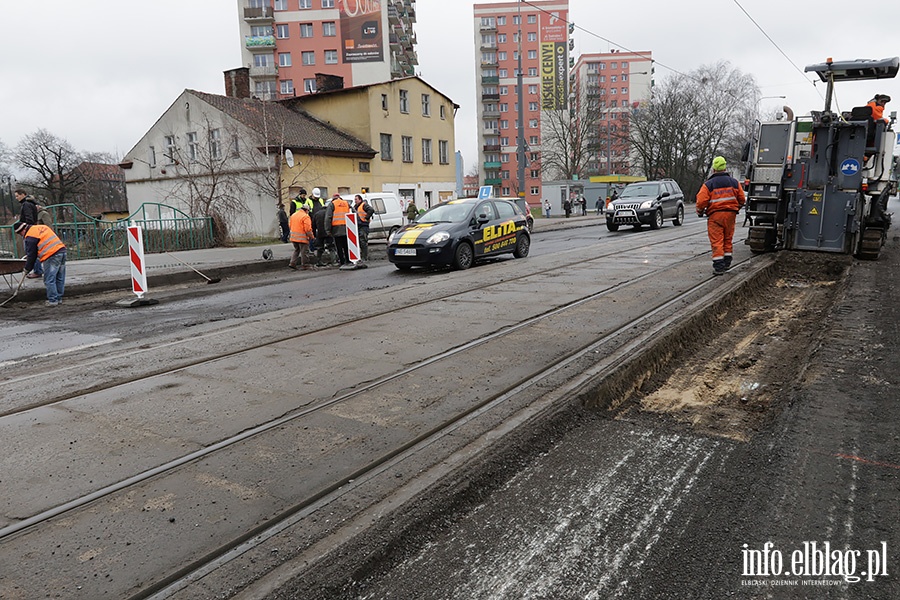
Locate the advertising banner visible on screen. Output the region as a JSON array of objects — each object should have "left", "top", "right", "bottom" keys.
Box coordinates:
[
  {"left": 540, "top": 11, "right": 568, "bottom": 110},
  {"left": 339, "top": 0, "right": 384, "bottom": 63}
]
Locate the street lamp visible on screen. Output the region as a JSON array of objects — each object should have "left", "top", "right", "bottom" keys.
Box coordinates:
[{"left": 756, "top": 95, "right": 786, "bottom": 117}]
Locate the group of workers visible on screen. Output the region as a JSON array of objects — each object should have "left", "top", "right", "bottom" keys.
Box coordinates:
[{"left": 281, "top": 187, "right": 375, "bottom": 270}]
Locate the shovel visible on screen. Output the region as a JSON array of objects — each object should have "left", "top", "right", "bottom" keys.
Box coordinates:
[
  {"left": 163, "top": 252, "right": 221, "bottom": 284},
  {"left": 0, "top": 272, "right": 28, "bottom": 308}
]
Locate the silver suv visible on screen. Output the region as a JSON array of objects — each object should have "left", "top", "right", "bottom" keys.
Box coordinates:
[{"left": 605, "top": 179, "right": 685, "bottom": 231}]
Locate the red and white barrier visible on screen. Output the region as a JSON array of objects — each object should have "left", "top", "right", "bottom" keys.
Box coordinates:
[
  {"left": 346, "top": 212, "right": 360, "bottom": 263},
  {"left": 127, "top": 225, "right": 148, "bottom": 298}
]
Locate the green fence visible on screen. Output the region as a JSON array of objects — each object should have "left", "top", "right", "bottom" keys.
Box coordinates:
[{"left": 0, "top": 203, "right": 214, "bottom": 260}]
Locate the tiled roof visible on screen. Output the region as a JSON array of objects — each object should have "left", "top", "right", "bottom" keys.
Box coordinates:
[{"left": 188, "top": 90, "right": 375, "bottom": 156}]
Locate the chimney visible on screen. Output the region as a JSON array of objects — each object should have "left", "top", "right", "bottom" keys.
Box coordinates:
[
  {"left": 224, "top": 67, "right": 251, "bottom": 99},
  {"left": 315, "top": 73, "right": 345, "bottom": 93}
]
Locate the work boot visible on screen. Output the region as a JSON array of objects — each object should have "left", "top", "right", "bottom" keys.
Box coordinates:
[
  {"left": 712, "top": 259, "right": 726, "bottom": 276},
  {"left": 723, "top": 256, "right": 733, "bottom": 270}
]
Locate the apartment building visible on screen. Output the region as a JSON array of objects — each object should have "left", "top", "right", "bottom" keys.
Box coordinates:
[
  {"left": 238, "top": 0, "right": 418, "bottom": 100},
  {"left": 474, "top": 0, "right": 569, "bottom": 207},
  {"left": 572, "top": 50, "right": 653, "bottom": 176}
]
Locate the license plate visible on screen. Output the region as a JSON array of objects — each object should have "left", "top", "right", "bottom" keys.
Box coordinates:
[{"left": 394, "top": 248, "right": 416, "bottom": 256}]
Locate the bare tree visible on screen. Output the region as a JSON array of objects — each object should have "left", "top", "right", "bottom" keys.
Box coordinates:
[
  {"left": 164, "top": 118, "right": 249, "bottom": 245},
  {"left": 629, "top": 62, "right": 759, "bottom": 200},
  {"left": 540, "top": 100, "right": 602, "bottom": 180},
  {"left": 13, "top": 129, "right": 83, "bottom": 204}
]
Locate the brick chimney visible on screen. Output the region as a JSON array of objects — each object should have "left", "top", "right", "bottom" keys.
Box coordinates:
[
  {"left": 315, "top": 73, "right": 345, "bottom": 93},
  {"left": 224, "top": 67, "right": 251, "bottom": 99}
]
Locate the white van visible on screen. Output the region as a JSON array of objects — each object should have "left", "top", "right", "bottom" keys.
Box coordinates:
[{"left": 340, "top": 192, "right": 404, "bottom": 240}]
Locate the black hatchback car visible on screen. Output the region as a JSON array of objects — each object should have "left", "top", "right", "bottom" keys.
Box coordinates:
[
  {"left": 605, "top": 179, "right": 685, "bottom": 231},
  {"left": 388, "top": 198, "right": 531, "bottom": 270}
]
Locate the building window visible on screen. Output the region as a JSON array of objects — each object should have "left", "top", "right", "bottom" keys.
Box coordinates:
[
  {"left": 399, "top": 89, "right": 409, "bottom": 113},
  {"left": 422, "top": 93, "right": 431, "bottom": 117},
  {"left": 381, "top": 94, "right": 388, "bottom": 110},
  {"left": 231, "top": 135, "right": 240, "bottom": 157},
  {"left": 359, "top": 161, "right": 370, "bottom": 172},
  {"left": 529, "top": 135, "right": 539, "bottom": 145},
  {"left": 254, "top": 53, "right": 272, "bottom": 67},
  {"left": 302, "top": 51, "right": 315, "bottom": 65},
  {"left": 528, "top": 84, "right": 538, "bottom": 94},
  {"left": 528, "top": 14, "right": 537, "bottom": 24},
  {"left": 622, "top": 61, "right": 629, "bottom": 68},
  {"left": 502, "top": 187, "right": 510, "bottom": 196},
  {"left": 274, "top": 0, "right": 288, "bottom": 9},
  {"left": 527, "top": 49, "right": 537, "bottom": 60},
  {"left": 531, "top": 169, "right": 539, "bottom": 178},
  {"left": 528, "top": 67, "right": 537, "bottom": 77},
  {"left": 401, "top": 136, "right": 413, "bottom": 163},
  {"left": 422, "top": 138, "right": 432, "bottom": 164},
  {"left": 323, "top": 22, "right": 336, "bottom": 36},
  {"left": 440, "top": 105, "right": 446, "bottom": 119},
  {"left": 529, "top": 119, "right": 538, "bottom": 128},
  {"left": 439, "top": 140, "right": 449, "bottom": 164},
  {"left": 529, "top": 101, "right": 539, "bottom": 111},
  {"left": 622, "top": 74, "right": 628, "bottom": 81},
  {"left": 304, "top": 78, "right": 316, "bottom": 93},
  {"left": 611, "top": 62, "right": 618, "bottom": 69},
  {"left": 497, "top": 16, "right": 506, "bottom": 25},
  {"left": 322, "top": 0, "right": 335, "bottom": 6},
  {"left": 324, "top": 49, "right": 338, "bottom": 64},
  {"left": 500, "top": 86, "right": 508, "bottom": 95},
  {"left": 501, "top": 153, "right": 509, "bottom": 163},
  {"left": 187, "top": 131, "right": 198, "bottom": 161},
  {"left": 498, "top": 51, "right": 507, "bottom": 61},
  {"left": 502, "top": 170, "right": 510, "bottom": 179},
  {"left": 531, "top": 186, "right": 539, "bottom": 194},
  {"left": 512, "top": 15, "right": 521, "bottom": 25},
  {"left": 527, "top": 32, "right": 537, "bottom": 42},
  {"left": 281, "top": 79, "right": 294, "bottom": 95},
  {"left": 500, "top": 137, "right": 509, "bottom": 145},
  {"left": 299, "top": 23, "right": 313, "bottom": 37},
  {"left": 276, "top": 24, "right": 289, "bottom": 38},
  {"left": 500, "top": 120, "right": 508, "bottom": 129},
  {"left": 165, "top": 135, "right": 177, "bottom": 164},
  {"left": 148, "top": 145, "right": 156, "bottom": 168},
  {"left": 499, "top": 103, "right": 507, "bottom": 112},
  {"left": 622, "top": 87, "right": 628, "bottom": 94},
  {"left": 209, "top": 129, "right": 222, "bottom": 159},
  {"left": 279, "top": 52, "right": 292, "bottom": 67},
  {"left": 599, "top": 63, "right": 606, "bottom": 70},
  {"left": 611, "top": 75, "right": 617, "bottom": 82},
  {"left": 380, "top": 133, "right": 393, "bottom": 160},
  {"left": 299, "top": 0, "right": 312, "bottom": 7}
]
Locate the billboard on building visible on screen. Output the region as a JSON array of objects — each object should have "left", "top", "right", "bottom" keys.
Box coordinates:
[
  {"left": 540, "top": 11, "right": 568, "bottom": 110},
  {"left": 339, "top": 0, "right": 384, "bottom": 63}
]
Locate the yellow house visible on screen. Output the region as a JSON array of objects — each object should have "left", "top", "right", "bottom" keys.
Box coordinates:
[{"left": 282, "top": 76, "right": 458, "bottom": 209}]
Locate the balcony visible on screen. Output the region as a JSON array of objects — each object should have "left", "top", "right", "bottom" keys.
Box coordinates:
[
  {"left": 243, "top": 6, "right": 274, "bottom": 21},
  {"left": 387, "top": 5, "right": 400, "bottom": 24},
  {"left": 481, "top": 76, "right": 499, "bottom": 85},
  {"left": 480, "top": 58, "right": 498, "bottom": 68},
  {"left": 481, "top": 92, "right": 500, "bottom": 101},
  {"left": 245, "top": 35, "right": 276, "bottom": 50},
  {"left": 249, "top": 65, "right": 278, "bottom": 78},
  {"left": 482, "top": 109, "right": 500, "bottom": 119},
  {"left": 484, "top": 178, "right": 502, "bottom": 185},
  {"left": 389, "top": 34, "right": 400, "bottom": 50},
  {"left": 483, "top": 144, "right": 501, "bottom": 152},
  {"left": 480, "top": 22, "right": 497, "bottom": 32},
  {"left": 483, "top": 161, "right": 502, "bottom": 169}
]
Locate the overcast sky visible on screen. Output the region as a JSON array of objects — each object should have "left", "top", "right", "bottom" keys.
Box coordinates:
[{"left": 1, "top": 1, "right": 897, "bottom": 174}]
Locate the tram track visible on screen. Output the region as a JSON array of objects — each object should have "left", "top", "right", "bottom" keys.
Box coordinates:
[{"left": 0, "top": 222, "right": 750, "bottom": 599}]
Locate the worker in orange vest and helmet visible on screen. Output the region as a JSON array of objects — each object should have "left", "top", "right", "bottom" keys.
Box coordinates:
[{"left": 696, "top": 156, "right": 746, "bottom": 276}]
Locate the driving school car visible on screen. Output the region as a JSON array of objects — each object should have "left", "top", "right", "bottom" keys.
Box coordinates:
[{"left": 388, "top": 198, "right": 531, "bottom": 270}]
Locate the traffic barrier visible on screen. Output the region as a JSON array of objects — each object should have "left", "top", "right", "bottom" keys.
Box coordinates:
[
  {"left": 346, "top": 213, "right": 360, "bottom": 263},
  {"left": 128, "top": 225, "right": 148, "bottom": 298}
]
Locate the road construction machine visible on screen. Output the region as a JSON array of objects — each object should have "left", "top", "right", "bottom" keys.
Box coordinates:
[{"left": 744, "top": 57, "right": 899, "bottom": 259}]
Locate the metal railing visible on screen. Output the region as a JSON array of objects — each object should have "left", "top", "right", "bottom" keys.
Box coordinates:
[{"left": 0, "top": 203, "right": 214, "bottom": 261}]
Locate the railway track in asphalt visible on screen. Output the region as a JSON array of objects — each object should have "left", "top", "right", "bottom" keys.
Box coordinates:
[{"left": 0, "top": 221, "right": 758, "bottom": 599}]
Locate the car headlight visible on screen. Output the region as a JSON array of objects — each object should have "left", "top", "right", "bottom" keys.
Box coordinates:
[
  {"left": 640, "top": 200, "right": 655, "bottom": 209},
  {"left": 426, "top": 231, "right": 450, "bottom": 244},
  {"left": 389, "top": 230, "right": 401, "bottom": 244}
]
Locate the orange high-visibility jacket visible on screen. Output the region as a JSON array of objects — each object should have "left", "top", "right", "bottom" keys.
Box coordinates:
[
  {"left": 24, "top": 224, "right": 65, "bottom": 268},
  {"left": 331, "top": 198, "right": 351, "bottom": 227},
  {"left": 696, "top": 172, "right": 746, "bottom": 215},
  {"left": 867, "top": 100, "right": 888, "bottom": 123},
  {"left": 289, "top": 210, "right": 313, "bottom": 244}
]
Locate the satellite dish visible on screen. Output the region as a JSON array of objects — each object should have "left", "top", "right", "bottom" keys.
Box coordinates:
[{"left": 284, "top": 149, "right": 294, "bottom": 168}]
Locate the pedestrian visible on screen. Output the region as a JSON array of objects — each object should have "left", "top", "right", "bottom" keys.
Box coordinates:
[
  {"left": 308, "top": 187, "right": 327, "bottom": 251},
  {"left": 312, "top": 199, "right": 332, "bottom": 267},
  {"left": 15, "top": 189, "right": 37, "bottom": 227},
  {"left": 325, "top": 193, "right": 351, "bottom": 266},
  {"left": 353, "top": 194, "right": 375, "bottom": 262},
  {"left": 580, "top": 197, "right": 587, "bottom": 216},
  {"left": 595, "top": 197, "right": 603, "bottom": 215},
  {"left": 867, "top": 94, "right": 891, "bottom": 124},
  {"left": 13, "top": 221, "right": 67, "bottom": 306},
  {"left": 405, "top": 199, "right": 418, "bottom": 223},
  {"left": 543, "top": 199, "right": 551, "bottom": 218},
  {"left": 287, "top": 204, "right": 314, "bottom": 270},
  {"left": 277, "top": 203, "right": 290, "bottom": 243},
  {"left": 696, "top": 156, "right": 745, "bottom": 275},
  {"left": 290, "top": 188, "right": 310, "bottom": 215},
  {"left": 611, "top": 189, "right": 619, "bottom": 202},
  {"left": 563, "top": 198, "right": 572, "bottom": 218}
]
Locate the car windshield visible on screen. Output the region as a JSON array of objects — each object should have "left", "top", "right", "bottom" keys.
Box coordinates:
[
  {"left": 619, "top": 183, "right": 660, "bottom": 198},
  {"left": 417, "top": 202, "right": 473, "bottom": 224}
]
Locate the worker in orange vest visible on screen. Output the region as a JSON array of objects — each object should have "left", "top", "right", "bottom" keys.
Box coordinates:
[
  {"left": 14, "top": 221, "right": 67, "bottom": 306},
  {"left": 867, "top": 94, "right": 891, "bottom": 124},
  {"left": 288, "top": 204, "right": 315, "bottom": 270},
  {"left": 696, "top": 156, "right": 745, "bottom": 275},
  {"left": 353, "top": 194, "right": 375, "bottom": 262},
  {"left": 325, "top": 194, "right": 352, "bottom": 266}
]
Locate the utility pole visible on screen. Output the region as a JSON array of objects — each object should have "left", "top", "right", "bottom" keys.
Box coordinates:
[{"left": 516, "top": 0, "right": 526, "bottom": 199}]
